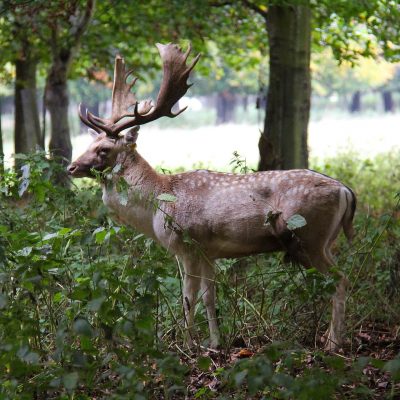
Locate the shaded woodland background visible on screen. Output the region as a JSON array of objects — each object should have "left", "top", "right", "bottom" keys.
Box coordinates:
[{"left": 0, "top": 1, "right": 400, "bottom": 399}]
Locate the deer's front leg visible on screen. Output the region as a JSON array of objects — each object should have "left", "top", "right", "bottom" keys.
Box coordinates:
[
  {"left": 182, "top": 258, "right": 201, "bottom": 348},
  {"left": 201, "top": 262, "right": 220, "bottom": 349}
]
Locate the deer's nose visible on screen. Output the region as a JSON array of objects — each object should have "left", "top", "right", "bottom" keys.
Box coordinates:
[{"left": 67, "top": 163, "right": 77, "bottom": 175}]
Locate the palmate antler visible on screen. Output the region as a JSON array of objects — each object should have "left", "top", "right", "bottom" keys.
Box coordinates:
[{"left": 79, "top": 43, "right": 201, "bottom": 137}]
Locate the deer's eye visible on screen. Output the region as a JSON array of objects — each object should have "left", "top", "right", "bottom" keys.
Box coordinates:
[{"left": 98, "top": 149, "right": 110, "bottom": 157}]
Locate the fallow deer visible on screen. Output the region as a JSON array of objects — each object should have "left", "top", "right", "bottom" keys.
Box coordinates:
[{"left": 67, "top": 43, "right": 356, "bottom": 351}]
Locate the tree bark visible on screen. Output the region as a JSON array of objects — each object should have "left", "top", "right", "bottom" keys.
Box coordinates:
[
  {"left": 45, "top": 0, "right": 95, "bottom": 171},
  {"left": 382, "top": 91, "right": 394, "bottom": 112},
  {"left": 258, "top": 4, "right": 311, "bottom": 171},
  {"left": 14, "top": 46, "right": 42, "bottom": 156},
  {"left": 0, "top": 96, "right": 4, "bottom": 176},
  {"left": 46, "top": 59, "right": 72, "bottom": 165}
]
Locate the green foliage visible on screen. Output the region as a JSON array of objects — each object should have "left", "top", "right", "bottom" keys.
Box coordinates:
[{"left": 0, "top": 151, "right": 399, "bottom": 398}]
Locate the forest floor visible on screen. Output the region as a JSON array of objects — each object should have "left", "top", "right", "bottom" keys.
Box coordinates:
[{"left": 184, "top": 322, "right": 400, "bottom": 398}]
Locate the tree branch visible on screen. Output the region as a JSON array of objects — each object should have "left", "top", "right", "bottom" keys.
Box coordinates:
[
  {"left": 70, "top": 0, "right": 95, "bottom": 44},
  {"left": 209, "top": 0, "right": 234, "bottom": 6},
  {"left": 242, "top": 0, "right": 268, "bottom": 19}
]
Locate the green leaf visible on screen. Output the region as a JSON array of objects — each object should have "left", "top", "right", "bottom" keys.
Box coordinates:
[
  {"left": 286, "top": 214, "right": 307, "bottom": 230},
  {"left": 116, "top": 177, "right": 129, "bottom": 206},
  {"left": 197, "top": 356, "right": 212, "bottom": 371},
  {"left": 384, "top": 358, "right": 400, "bottom": 380},
  {"left": 21, "top": 163, "right": 30, "bottom": 179},
  {"left": 43, "top": 232, "right": 59, "bottom": 241},
  {"left": 87, "top": 296, "right": 106, "bottom": 312},
  {"left": 264, "top": 210, "right": 281, "bottom": 226},
  {"left": 0, "top": 293, "right": 7, "bottom": 309},
  {"left": 234, "top": 369, "right": 248, "bottom": 386},
  {"left": 17, "top": 346, "right": 40, "bottom": 364},
  {"left": 157, "top": 193, "right": 177, "bottom": 202},
  {"left": 70, "top": 287, "right": 89, "bottom": 301},
  {"left": 112, "top": 163, "right": 122, "bottom": 174},
  {"left": 18, "top": 164, "right": 30, "bottom": 197},
  {"left": 93, "top": 227, "right": 107, "bottom": 244},
  {"left": 53, "top": 292, "right": 63, "bottom": 303},
  {"left": 58, "top": 227, "right": 72, "bottom": 235},
  {"left": 17, "top": 246, "right": 32, "bottom": 257},
  {"left": 63, "top": 372, "right": 79, "bottom": 391},
  {"left": 73, "top": 319, "right": 94, "bottom": 338}
]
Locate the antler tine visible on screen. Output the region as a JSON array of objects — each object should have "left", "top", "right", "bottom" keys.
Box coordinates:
[
  {"left": 125, "top": 68, "right": 138, "bottom": 91},
  {"left": 78, "top": 103, "right": 102, "bottom": 133},
  {"left": 86, "top": 111, "right": 113, "bottom": 136}
]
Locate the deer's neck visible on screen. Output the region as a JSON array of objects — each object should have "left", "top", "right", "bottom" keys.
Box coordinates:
[
  {"left": 119, "top": 150, "right": 169, "bottom": 194},
  {"left": 101, "top": 149, "right": 170, "bottom": 237}
]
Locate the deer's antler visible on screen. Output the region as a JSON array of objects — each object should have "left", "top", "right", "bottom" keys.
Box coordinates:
[{"left": 79, "top": 43, "right": 200, "bottom": 137}]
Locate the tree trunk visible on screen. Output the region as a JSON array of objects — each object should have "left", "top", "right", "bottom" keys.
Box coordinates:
[
  {"left": 216, "top": 91, "right": 236, "bottom": 124},
  {"left": 0, "top": 96, "right": 4, "bottom": 176},
  {"left": 46, "top": 59, "right": 72, "bottom": 165},
  {"left": 382, "top": 91, "right": 394, "bottom": 112},
  {"left": 14, "top": 50, "right": 42, "bottom": 156},
  {"left": 258, "top": 4, "right": 311, "bottom": 171},
  {"left": 45, "top": 0, "right": 95, "bottom": 175},
  {"left": 349, "top": 91, "right": 361, "bottom": 113}
]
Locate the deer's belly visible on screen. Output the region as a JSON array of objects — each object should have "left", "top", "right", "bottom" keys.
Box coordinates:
[{"left": 204, "top": 232, "right": 283, "bottom": 259}]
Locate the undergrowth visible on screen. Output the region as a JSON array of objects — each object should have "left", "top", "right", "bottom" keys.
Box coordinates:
[{"left": 0, "top": 151, "right": 399, "bottom": 399}]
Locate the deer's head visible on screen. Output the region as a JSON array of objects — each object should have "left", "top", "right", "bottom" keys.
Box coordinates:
[
  {"left": 67, "top": 43, "right": 200, "bottom": 178},
  {"left": 67, "top": 128, "right": 139, "bottom": 178}
]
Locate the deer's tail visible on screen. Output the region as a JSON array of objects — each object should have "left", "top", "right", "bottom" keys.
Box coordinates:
[{"left": 342, "top": 186, "right": 356, "bottom": 244}]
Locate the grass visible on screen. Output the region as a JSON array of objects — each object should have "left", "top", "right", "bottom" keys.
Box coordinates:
[{"left": 0, "top": 150, "right": 399, "bottom": 399}]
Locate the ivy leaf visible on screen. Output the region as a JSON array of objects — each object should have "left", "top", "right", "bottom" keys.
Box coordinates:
[
  {"left": 157, "top": 193, "right": 177, "bottom": 202},
  {"left": 286, "top": 214, "right": 307, "bottom": 231}
]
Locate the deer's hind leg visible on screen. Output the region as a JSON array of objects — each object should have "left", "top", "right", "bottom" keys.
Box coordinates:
[{"left": 290, "top": 215, "right": 346, "bottom": 351}]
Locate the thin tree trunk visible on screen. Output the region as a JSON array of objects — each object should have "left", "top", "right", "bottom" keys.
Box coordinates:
[
  {"left": 349, "top": 91, "right": 361, "bottom": 113},
  {"left": 46, "top": 60, "right": 72, "bottom": 165},
  {"left": 0, "top": 96, "right": 4, "bottom": 176},
  {"left": 258, "top": 4, "right": 311, "bottom": 171},
  {"left": 382, "top": 91, "right": 394, "bottom": 112},
  {"left": 216, "top": 91, "right": 236, "bottom": 124},
  {"left": 45, "top": 0, "right": 95, "bottom": 176},
  {"left": 14, "top": 50, "right": 41, "bottom": 156}
]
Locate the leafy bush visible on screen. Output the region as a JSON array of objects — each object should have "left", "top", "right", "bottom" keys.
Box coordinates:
[{"left": 0, "top": 151, "right": 399, "bottom": 399}]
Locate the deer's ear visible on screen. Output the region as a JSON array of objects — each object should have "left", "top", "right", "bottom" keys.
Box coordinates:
[
  {"left": 124, "top": 126, "right": 140, "bottom": 144},
  {"left": 88, "top": 128, "right": 99, "bottom": 139}
]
